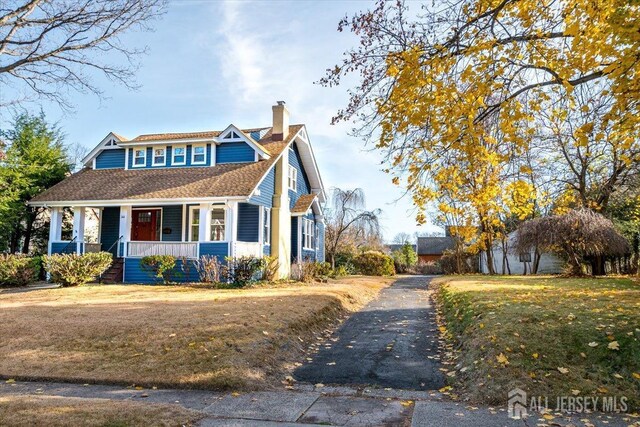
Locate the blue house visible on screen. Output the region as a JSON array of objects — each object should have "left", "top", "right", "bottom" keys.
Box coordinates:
[{"left": 30, "top": 102, "right": 326, "bottom": 282}]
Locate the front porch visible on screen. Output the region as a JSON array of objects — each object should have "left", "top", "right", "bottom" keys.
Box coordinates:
[{"left": 48, "top": 201, "right": 269, "bottom": 282}]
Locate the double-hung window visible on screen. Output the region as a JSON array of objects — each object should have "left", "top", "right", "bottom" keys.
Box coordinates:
[
  {"left": 288, "top": 167, "right": 297, "bottom": 191},
  {"left": 172, "top": 145, "right": 186, "bottom": 165},
  {"left": 263, "top": 208, "right": 271, "bottom": 245},
  {"left": 133, "top": 147, "right": 146, "bottom": 167},
  {"left": 189, "top": 207, "right": 226, "bottom": 241},
  {"left": 153, "top": 147, "right": 166, "bottom": 166},
  {"left": 192, "top": 144, "right": 206, "bottom": 165},
  {"left": 302, "top": 219, "right": 314, "bottom": 250}
]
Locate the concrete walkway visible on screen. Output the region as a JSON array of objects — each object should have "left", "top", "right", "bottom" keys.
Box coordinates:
[
  {"left": 294, "top": 275, "right": 445, "bottom": 390},
  {"left": 1, "top": 380, "right": 636, "bottom": 427}
]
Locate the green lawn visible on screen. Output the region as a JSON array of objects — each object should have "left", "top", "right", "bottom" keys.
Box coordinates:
[{"left": 432, "top": 276, "right": 640, "bottom": 409}]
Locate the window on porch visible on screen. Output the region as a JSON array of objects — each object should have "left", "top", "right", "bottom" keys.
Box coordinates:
[{"left": 189, "top": 207, "right": 226, "bottom": 241}]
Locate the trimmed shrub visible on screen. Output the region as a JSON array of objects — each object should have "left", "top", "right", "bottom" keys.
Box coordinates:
[
  {"left": 224, "top": 256, "right": 266, "bottom": 287},
  {"left": 410, "top": 260, "right": 443, "bottom": 275},
  {"left": 140, "top": 255, "right": 176, "bottom": 284},
  {"left": 353, "top": 251, "right": 395, "bottom": 276},
  {"left": 0, "top": 254, "right": 41, "bottom": 287},
  {"left": 44, "top": 252, "right": 113, "bottom": 287}
]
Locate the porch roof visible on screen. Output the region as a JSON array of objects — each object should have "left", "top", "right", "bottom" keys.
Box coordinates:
[
  {"left": 31, "top": 126, "right": 300, "bottom": 205},
  {"left": 291, "top": 194, "right": 317, "bottom": 214}
]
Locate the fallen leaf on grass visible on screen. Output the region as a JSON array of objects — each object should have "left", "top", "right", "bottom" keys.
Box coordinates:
[
  {"left": 532, "top": 353, "right": 539, "bottom": 359},
  {"left": 607, "top": 341, "right": 620, "bottom": 350},
  {"left": 557, "top": 367, "right": 569, "bottom": 374},
  {"left": 496, "top": 353, "right": 509, "bottom": 366},
  {"left": 633, "top": 372, "right": 640, "bottom": 380},
  {"left": 588, "top": 342, "right": 599, "bottom": 347},
  {"left": 571, "top": 389, "right": 581, "bottom": 395}
]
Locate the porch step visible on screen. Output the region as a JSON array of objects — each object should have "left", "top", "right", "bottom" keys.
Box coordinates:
[{"left": 101, "top": 258, "right": 124, "bottom": 284}]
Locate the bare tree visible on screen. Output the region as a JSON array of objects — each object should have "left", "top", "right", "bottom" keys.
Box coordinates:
[
  {"left": 0, "top": 0, "right": 165, "bottom": 109},
  {"left": 325, "top": 188, "right": 381, "bottom": 268},
  {"left": 393, "top": 232, "right": 412, "bottom": 244}
]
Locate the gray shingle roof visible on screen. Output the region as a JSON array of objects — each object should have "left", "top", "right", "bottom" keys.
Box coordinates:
[{"left": 417, "top": 237, "right": 455, "bottom": 255}]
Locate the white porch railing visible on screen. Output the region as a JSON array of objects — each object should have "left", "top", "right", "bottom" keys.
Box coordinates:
[
  {"left": 233, "top": 241, "right": 262, "bottom": 258},
  {"left": 127, "top": 241, "right": 198, "bottom": 258}
]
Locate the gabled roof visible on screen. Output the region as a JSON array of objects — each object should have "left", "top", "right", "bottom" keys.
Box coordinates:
[
  {"left": 31, "top": 125, "right": 305, "bottom": 206},
  {"left": 417, "top": 236, "right": 456, "bottom": 255},
  {"left": 291, "top": 194, "right": 317, "bottom": 214}
]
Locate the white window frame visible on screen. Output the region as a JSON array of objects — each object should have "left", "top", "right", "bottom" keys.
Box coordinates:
[
  {"left": 209, "top": 208, "right": 226, "bottom": 241},
  {"left": 152, "top": 146, "right": 167, "bottom": 166},
  {"left": 288, "top": 167, "right": 298, "bottom": 191},
  {"left": 188, "top": 206, "right": 226, "bottom": 242},
  {"left": 132, "top": 147, "right": 147, "bottom": 168},
  {"left": 302, "top": 219, "right": 314, "bottom": 250},
  {"left": 264, "top": 208, "right": 271, "bottom": 245},
  {"left": 188, "top": 206, "right": 200, "bottom": 242},
  {"left": 192, "top": 144, "right": 207, "bottom": 165},
  {"left": 172, "top": 145, "right": 186, "bottom": 166}
]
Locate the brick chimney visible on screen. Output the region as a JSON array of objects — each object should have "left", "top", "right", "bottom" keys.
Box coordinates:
[{"left": 272, "top": 101, "right": 289, "bottom": 141}]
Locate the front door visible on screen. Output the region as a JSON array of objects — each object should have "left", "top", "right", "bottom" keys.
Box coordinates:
[{"left": 132, "top": 209, "right": 161, "bottom": 241}]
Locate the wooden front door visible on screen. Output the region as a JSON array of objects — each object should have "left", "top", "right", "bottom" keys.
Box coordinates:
[{"left": 132, "top": 209, "right": 161, "bottom": 241}]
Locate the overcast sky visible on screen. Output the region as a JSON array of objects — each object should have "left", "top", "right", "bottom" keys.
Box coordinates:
[{"left": 0, "top": 0, "right": 442, "bottom": 241}]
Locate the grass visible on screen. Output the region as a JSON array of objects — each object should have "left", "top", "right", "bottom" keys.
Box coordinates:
[
  {"left": 0, "top": 395, "right": 203, "bottom": 426},
  {"left": 0, "top": 276, "right": 393, "bottom": 390},
  {"left": 431, "top": 275, "right": 640, "bottom": 409}
]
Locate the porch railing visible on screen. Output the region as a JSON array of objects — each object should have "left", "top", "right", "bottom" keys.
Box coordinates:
[
  {"left": 84, "top": 243, "right": 102, "bottom": 253},
  {"left": 233, "top": 241, "right": 262, "bottom": 258},
  {"left": 127, "top": 241, "right": 198, "bottom": 258}
]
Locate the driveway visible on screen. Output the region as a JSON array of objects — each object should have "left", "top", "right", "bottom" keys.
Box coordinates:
[{"left": 294, "top": 276, "right": 445, "bottom": 390}]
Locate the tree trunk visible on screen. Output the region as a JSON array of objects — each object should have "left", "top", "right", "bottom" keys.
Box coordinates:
[
  {"left": 532, "top": 247, "right": 541, "bottom": 274},
  {"left": 9, "top": 225, "right": 21, "bottom": 253},
  {"left": 22, "top": 210, "right": 37, "bottom": 254},
  {"left": 590, "top": 255, "right": 606, "bottom": 276},
  {"left": 485, "top": 247, "right": 496, "bottom": 275}
]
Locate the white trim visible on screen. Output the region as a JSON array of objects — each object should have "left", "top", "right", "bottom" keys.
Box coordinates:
[
  {"left": 182, "top": 204, "right": 187, "bottom": 241},
  {"left": 118, "top": 137, "right": 216, "bottom": 147},
  {"left": 124, "top": 148, "right": 130, "bottom": 170},
  {"left": 151, "top": 146, "right": 167, "bottom": 167},
  {"left": 30, "top": 196, "right": 248, "bottom": 207},
  {"left": 263, "top": 207, "right": 271, "bottom": 246},
  {"left": 172, "top": 145, "right": 187, "bottom": 166},
  {"left": 302, "top": 218, "right": 315, "bottom": 251},
  {"left": 191, "top": 144, "right": 207, "bottom": 165},
  {"left": 189, "top": 205, "right": 227, "bottom": 242},
  {"left": 82, "top": 132, "right": 127, "bottom": 167},
  {"left": 132, "top": 146, "right": 147, "bottom": 168},
  {"left": 218, "top": 124, "right": 271, "bottom": 160},
  {"left": 131, "top": 207, "right": 163, "bottom": 242}
]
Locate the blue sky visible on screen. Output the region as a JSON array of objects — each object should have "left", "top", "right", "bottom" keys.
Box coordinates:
[{"left": 1, "top": 0, "right": 441, "bottom": 241}]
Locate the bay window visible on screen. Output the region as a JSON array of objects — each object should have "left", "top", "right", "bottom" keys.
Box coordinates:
[{"left": 189, "top": 206, "right": 225, "bottom": 241}]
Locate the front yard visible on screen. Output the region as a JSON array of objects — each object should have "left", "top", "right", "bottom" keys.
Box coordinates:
[
  {"left": 0, "top": 276, "right": 393, "bottom": 390},
  {"left": 432, "top": 276, "right": 640, "bottom": 409}
]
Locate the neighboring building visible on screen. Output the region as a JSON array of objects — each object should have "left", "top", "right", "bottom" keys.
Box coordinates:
[
  {"left": 29, "top": 102, "right": 326, "bottom": 283},
  {"left": 479, "top": 231, "right": 563, "bottom": 274},
  {"left": 416, "top": 236, "right": 455, "bottom": 262}
]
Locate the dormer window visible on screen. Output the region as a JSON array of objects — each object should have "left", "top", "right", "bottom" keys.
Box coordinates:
[
  {"left": 172, "top": 145, "right": 186, "bottom": 165},
  {"left": 288, "top": 166, "right": 297, "bottom": 191},
  {"left": 153, "top": 147, "right": 166, "bottom": 166},
  {"left": 133, "top": 147, "right": 146, "bottom": 167},
  {"left": 192, "top": 145, "right": 206, "bottom": 165}
]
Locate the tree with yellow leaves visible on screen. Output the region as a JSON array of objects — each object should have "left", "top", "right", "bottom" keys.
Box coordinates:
[{"left": 323, "top": 0, "right": 639, "bottom": 270}]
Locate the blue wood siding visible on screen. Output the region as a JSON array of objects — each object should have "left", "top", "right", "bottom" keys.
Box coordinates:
[
  {"left": 127, "top": 144, "right": 213, "bottom": 169},
  {"left": 237, "top": 203, "right": 259, "bottom": 242},
  {"left": 216, "top": 141, "right": 254, "bottom": 163},
  {"left": 50, "top": 242, "right": 70, "bottom": 254},
  {"left": 199, "top": 242, "right": 229, "bottom": 258},
  {"left": 316, "top": 222, "right": 325, "bottom": 262},
  {"left": 95, "top": 149, "right": 125, "bottom": 169},
  {"left": 161, "top": 205, "right": 182, "bottom": 242},
  {"left": 123, "top": 258, "right": 199, "bottom": 283},
  {"left": 291, "top": 217, "right": 298, "bottom": 262},
  {"left": 100, "top": 207, "right": 121, "bottom": 257},
  {"left": 288, "top": 143, "right": 312, "bottom": 209},
  {"left": 249, "top": 167, "right": 275, "bottom": 207}
]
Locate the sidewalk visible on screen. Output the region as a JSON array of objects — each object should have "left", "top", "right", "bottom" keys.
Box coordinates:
[{"left": 1, "top": 380, "right": 637, "bottom": 427}]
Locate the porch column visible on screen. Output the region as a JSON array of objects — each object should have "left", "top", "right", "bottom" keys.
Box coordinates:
[
  {"left": 225, "top": 201, "right": 238, "bottom": 257},
  {"left": 119, "top": 206, "right": 132, "bottom": 257},
  {"left": 271, "top": 150, "right": 291, "bottom": 278},
  {"left": 72, "top": 206, "right": 86, "bottom": 254},
  {"left": 198, "top": 203, "right": 211, "bottom": 242},
  {"left": 48, "top": 207, "right": 63, "bottom": 254}
]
